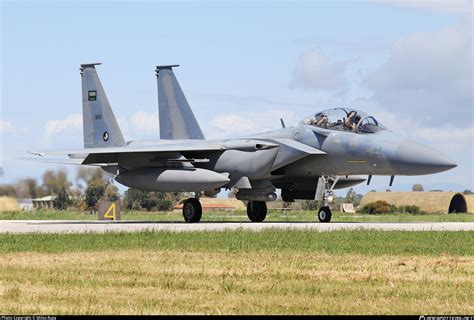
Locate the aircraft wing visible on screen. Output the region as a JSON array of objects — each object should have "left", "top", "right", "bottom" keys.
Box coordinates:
[
  {"left": 31, "top": 143, "right": 225, "bottom": 158},
  {"left": 28, "top": 138, "right": 326, "bottom": 170},
  {"left": 29, "top": 139, "right": 282, "bottom": 165}
]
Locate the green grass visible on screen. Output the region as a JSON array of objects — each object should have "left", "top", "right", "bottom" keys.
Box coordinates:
[
  {"left": 1, "top": 209, "right": 474, "bottom": 222},
  {"left": 1, "top": 230, "right": 473, "bottom": 256}
]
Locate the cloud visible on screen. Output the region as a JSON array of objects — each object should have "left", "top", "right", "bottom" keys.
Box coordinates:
[
  {"left": 205, "top": 109, "right": 297, "bottom": 139},
  {"left": 207, "top": 114, "right": 258, "bottom": 139},
  {"left": 0, "top": 120, "right": 16, "bottom": 133},
  {"left": 39, "top": 111, "right": 158, "bottom": 147},
  {"left": 41, "top": 114, "right": 82, "bottom": 146},
  {"left": 117, "top": 117, "right": 130, "bottom": 141},
  {"left": 353, "top": 97, "right": 473, "bottom": 153},
  {"left": 290, "top": 49, "right": 349, "bottom": 92},
  {"left": 131, "top": 111, "right": 159, "bottom": 136},
  {"left": 364, "top": 17, "right": 473, "bottom": 126},
  {"left": 43, "top": 114, "right": 82, "bottom": 135},
  {"left": 373, "top": 0, "right": 473, "bottom": 14},
  {"left": 415, "top": 125, "right": 473, "bottom": 143}
]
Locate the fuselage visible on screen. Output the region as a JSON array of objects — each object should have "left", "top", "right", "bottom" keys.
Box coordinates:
[
  {"left": 113, "top": 121, "right": 456, "bottom": 194},
  {"left": 252, "top": 123, "right": 456, "bottom": 177}
]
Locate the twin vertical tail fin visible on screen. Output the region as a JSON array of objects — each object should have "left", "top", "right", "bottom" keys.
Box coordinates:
[
  {"left": 81, "top": 63, "right": 126, "bottom": 148},
  {"left": 156, "top": 65, "right": 205, "bottom": 140},
  {"left": 80, "top": 63, "right": 203, "bottom": 148}
]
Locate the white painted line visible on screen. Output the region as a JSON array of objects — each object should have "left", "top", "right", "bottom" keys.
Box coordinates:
[{"left": 0, "top": 220, "right": 473, "bottom": 234}]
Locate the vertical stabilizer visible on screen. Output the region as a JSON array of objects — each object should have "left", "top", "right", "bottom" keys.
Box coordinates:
[
  {"left": 156, "top": 65, "right": 205, "bottom": 140},
  {"left": 81, "top": 63, "right": 125, "bottom": 148}
]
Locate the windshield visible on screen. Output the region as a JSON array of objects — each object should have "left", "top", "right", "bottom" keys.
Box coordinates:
[{"left": 301, "top": 108, "right": 386, "bottom": 133}]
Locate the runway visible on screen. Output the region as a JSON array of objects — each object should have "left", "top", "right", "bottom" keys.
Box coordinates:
[{"left": 1, "top": 220, "right": 473, "bottom": 234}]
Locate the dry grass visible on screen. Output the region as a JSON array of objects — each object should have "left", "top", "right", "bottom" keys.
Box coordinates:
[
  {"left": 0, "top": 197, "right": 20, "bottom": 212},
  {"left": 1, "top": 250, "right": 473, "bottom": 315},
  {"left": 360, "top": 192, "right": 474, "bottom": 213}
]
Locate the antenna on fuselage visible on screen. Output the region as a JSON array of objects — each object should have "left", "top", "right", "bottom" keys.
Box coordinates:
[
  {"left": 280, "top": 118, "right": 286, "bottom": 128},
  {"left": 389, "top": 175, "right": 395, "bottom": 187}
]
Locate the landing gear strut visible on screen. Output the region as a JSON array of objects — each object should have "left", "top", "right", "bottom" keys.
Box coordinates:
[
  {"left": 247, "top": 201, "right": 267, "bottom": 222},
  {"left": 315, "top": 176, "right": 339, "bottom": 223},
  {"left": 182, "top": 197, "right": 202, "bottom": 223}
]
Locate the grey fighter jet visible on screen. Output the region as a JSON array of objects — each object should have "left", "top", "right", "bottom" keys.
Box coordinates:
[{"left": 30, "top": 63, "right": 457, "bottom": 223}]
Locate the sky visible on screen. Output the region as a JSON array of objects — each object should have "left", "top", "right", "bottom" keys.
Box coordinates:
[{"left": 1, "top": 0, "right": 473, "bottom": 196}]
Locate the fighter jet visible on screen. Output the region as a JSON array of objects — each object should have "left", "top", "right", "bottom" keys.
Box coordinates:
[{"left": 30, "top": 63, "right": 457, "bottom": 223}]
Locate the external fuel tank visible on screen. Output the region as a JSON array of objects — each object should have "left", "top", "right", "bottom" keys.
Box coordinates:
[{"left": 115, "top": 167, "right": 230, "bottom": 192}]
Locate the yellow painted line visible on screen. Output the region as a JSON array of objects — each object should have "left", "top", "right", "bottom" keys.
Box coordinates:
[{"left": 347, "top": 160, "right": 367, "bottom": 163}]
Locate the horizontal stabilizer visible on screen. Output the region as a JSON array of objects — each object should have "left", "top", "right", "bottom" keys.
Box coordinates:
[
  {"left": 30, "top": 143, "right": 223, "bottom": 158},
  {"left": 19, "top": 157, "right": 108, "bottom": 167}
]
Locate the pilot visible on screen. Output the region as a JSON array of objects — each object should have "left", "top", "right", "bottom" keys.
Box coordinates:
[
  {"left": 315, "top": 113, "right": 328, "bottom": 128},
  {"left": 344, "top": 111, "right": 357, "bottom": 131}
]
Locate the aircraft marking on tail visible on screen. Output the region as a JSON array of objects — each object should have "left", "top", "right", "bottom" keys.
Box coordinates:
[
  {"left": 88, "top": 90, "right": 97, "bottom": 101},
  {"left": 80, "top": 63, "right": 126, "bottom": 148}
]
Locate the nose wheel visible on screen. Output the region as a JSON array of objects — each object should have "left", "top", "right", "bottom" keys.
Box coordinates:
[
  {"left": 314, "top": 175, "right": 339, "bottom": 223},
  {"left": 182, "top": 198, "right": 202, "bottom": 223},
  {"left": 247, "top": 201, "right": 267, "bottom": 222},
  {"left": 318, "top": 206, "right": 332, "bottom": 223}
]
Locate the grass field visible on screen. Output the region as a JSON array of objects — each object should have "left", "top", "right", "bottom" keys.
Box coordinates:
[
  {"left": 1, "top": 209, "right": 474, "bottom": 222},
  {"left": 1, "top": 230, "right": 473, "bottom": 314}
]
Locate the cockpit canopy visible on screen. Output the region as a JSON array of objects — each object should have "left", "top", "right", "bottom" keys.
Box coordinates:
[{"left": 301, "top": 108, "right": 386, "bottom": 134}]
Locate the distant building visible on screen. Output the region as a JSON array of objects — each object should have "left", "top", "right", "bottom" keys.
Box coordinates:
[
  {"left": 18, "top": 199, "right": 34, "bottom": 211},
  {"left": 360, "top": 192, "right": 474, "bottom": 213},
  {"left": 32, "top": 196, "right": 55, "bottom": 210}
]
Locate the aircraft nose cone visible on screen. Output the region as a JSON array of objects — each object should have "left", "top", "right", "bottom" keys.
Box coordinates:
[{"left": 394, "top": 140, "right": 457, "bottom": 174}]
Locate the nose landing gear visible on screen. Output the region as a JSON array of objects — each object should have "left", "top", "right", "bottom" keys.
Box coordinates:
[
  {"left": 318, "top": 206, "right": 332, "bottom": 223},
  {"left": 315, "top": 176, "right": 339, "bottom": 223}
]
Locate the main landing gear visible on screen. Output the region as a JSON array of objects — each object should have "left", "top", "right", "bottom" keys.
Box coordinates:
[
  {"left": 182, "top": 197, "right": 268, "bottom": 223},
  {"left": 315, "top": 176, "right": 339, "bottom": 223},
  {"left": 247, "top": 201, "right": 267, "bottom": 222},
  {"left": 182, "top": 197, "right": 202, "bottom": 223}
]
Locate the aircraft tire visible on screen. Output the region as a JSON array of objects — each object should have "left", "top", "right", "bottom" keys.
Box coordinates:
[
  {"left": 247, "top": 201, "right": 267, "bottom": 222},
  {"left": 182, "top": 198, "right": 202, "bottom": 223},
  {"left": 318, "top": 206, "right": 332, "bottom": 223}
]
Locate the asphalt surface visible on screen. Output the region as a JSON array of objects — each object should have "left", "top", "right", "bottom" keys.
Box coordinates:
[{"left": 1, "top": 220, "right": 473, "bottom": 234}]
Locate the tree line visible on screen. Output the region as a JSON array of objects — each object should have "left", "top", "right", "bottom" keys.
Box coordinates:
[{"left": 0, "top": 168, "right": 183, "bottom": 211}]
